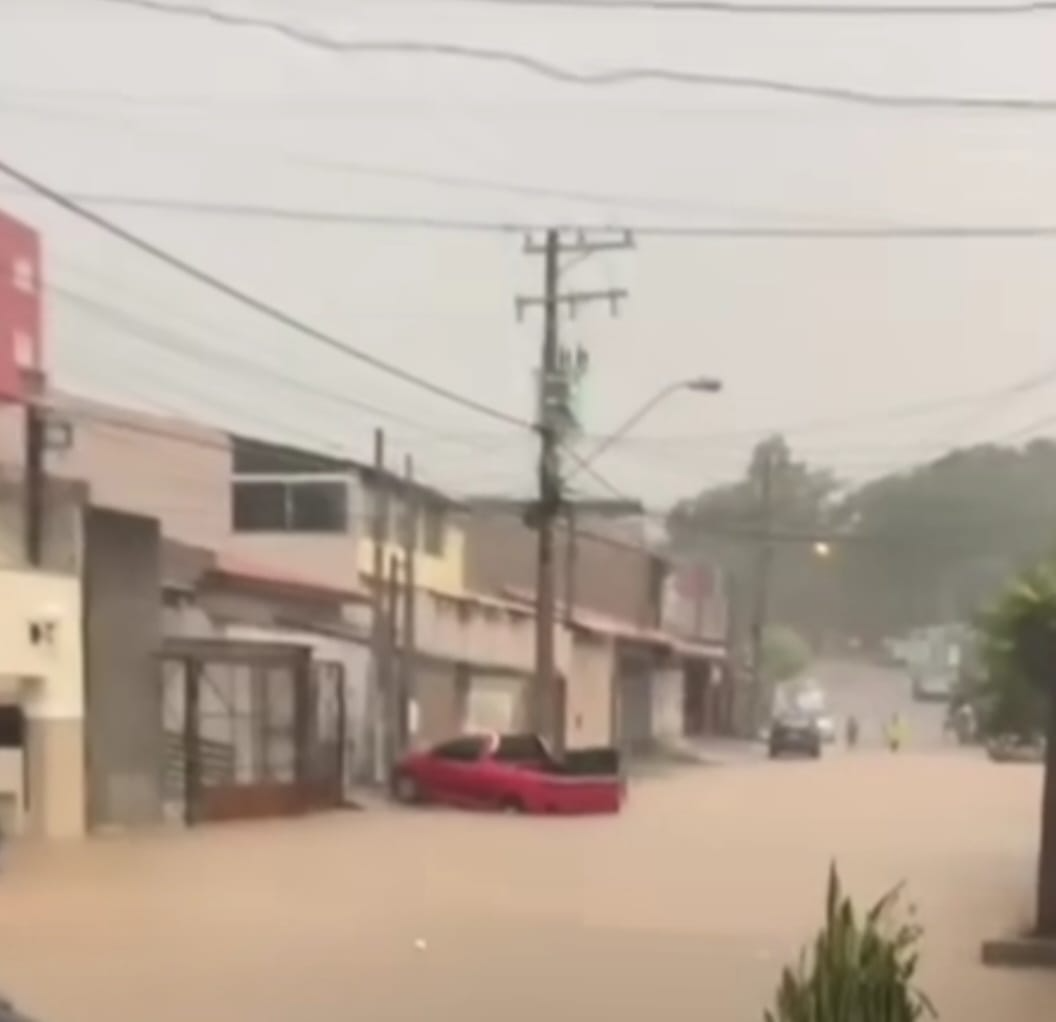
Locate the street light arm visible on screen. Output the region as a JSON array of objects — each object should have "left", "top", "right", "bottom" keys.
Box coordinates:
[{"left": 567, "top": 375, "right": 722, "bottom": 482}]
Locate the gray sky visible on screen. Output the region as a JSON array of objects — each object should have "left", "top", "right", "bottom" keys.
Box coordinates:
[{"left": 4, "top": 0, "right": 1056, "bottom": 504}]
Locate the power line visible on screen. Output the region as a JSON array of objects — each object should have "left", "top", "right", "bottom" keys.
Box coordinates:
[
  {"left": 0, "top": 157, "right": 532, "bottom": 430},
  {"left": 93, "top": 0, "right": 1056, "bottom": 112},
  {"left": 1, "top": 96, "right": 832, "bottom": 225},
  {"left": 355, "top": 0, "right": 1056, "bottom": 13},
  {"left": 12, "top": 188, "right": 1056, "bottom": 240}
]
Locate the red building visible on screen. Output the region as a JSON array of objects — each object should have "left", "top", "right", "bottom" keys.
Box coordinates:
[{"left": 0, "top": 208, "right": 42, "bottom": 401}]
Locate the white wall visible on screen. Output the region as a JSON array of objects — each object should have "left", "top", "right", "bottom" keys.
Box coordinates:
[
  {"left": 566, "top": 637, "right": 615, "bottom": 748},
  {"left": 0, "top": 568, "right": 83, "bottom": 719},
  {"left": 651, "top": 667, "right": 685, "bottom": 742}
]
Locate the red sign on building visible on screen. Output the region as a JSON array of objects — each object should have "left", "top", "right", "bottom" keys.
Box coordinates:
[{"left": 0, "top": 208, "right": 42, "bottom": 401}]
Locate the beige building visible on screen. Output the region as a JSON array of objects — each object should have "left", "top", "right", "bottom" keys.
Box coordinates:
[{"left": 0, "top": 565, "right": 85, "bottom": 838}]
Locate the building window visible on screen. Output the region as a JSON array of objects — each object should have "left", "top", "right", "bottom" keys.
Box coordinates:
[
  {"left": 232, "top": 480, "right": 348, "bottom": 533},
  {"left": 423, "top": 505, "right": 446, "bottom": 556},
  {"left": 233, "top": 482, "right": 286, "bottom": 531},
  {"left": 290, "top": 481, "right": 347, "bottom": 532}
]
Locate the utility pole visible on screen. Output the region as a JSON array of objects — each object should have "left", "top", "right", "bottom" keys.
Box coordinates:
[
  {"left": 747, "top": 444, "right": 776, "bottom": 734},
  {"left": 516, "top": 228, "right": 632, "bottom": 746},
  {"left": 23, "top": 400, "right": 44, "bottom": 566},
  {"left": 385, "top": 552, "right": 401, "bottom": 777},
  {"left": 399, "top": 453, "right": 418, "bottom": 754},
  {"left": 370, "top": 427, "right": 388, "bottom": 784}
]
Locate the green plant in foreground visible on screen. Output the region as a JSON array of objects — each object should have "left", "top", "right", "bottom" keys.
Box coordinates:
[{"left": 765, "top": 865, "right": 936, "bottom": 1022}]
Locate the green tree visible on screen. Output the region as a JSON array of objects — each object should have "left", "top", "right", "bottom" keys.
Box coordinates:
[
  {"left": 762, "top": 625, "right": 813, "bottom": 684},
  {"left": 835, "top": 441, "right": 1056, "bottom": 643},
  {"left": 977, "top": 562, "right": 1056, "bottom": 934},
  {"left": 667, "top": 435, "right": 840, "bottom": 647}
]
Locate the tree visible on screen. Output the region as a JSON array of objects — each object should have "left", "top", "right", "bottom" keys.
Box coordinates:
[
  {"left": 834, "top": 441, "right": 1056, "bottom": 643},
  {"left": 977, "top": 562, "right": 1056, "bottom": 935},
  {"left": 762, "top": 625, "right": 813, "bottom": 685},
  {"left": 667, "top": 435, "right": 840, "bottom": 648}
]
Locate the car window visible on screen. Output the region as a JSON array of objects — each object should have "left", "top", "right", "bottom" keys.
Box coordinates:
[
  {"left": 432, "top": 736, "right": 488, "bottom": 762},
  {"left": 494, "top": 734, "right": 547, "bottom": 763}
]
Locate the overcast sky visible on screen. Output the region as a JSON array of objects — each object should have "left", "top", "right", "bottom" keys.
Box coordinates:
[{"left": 4, "top": 0, "right": 1056, "bottom": 505}]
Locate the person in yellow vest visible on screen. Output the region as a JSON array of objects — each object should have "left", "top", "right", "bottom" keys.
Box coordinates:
[{"left": 886, "top": 712, "right": 907, "bottom": 752}]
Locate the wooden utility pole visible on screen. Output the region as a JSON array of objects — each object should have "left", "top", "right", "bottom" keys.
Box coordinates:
[
  {"left": 747, "top": 444, "right": 776, "bottom": 732},
  {"left": 385, "top": 552, "right": 401, "bottom": 776},
  {"left": 516, "top": 229, "right": 631, "bottom": 745},
  {"left": 369, "top": 427, "right": 388, "bottom": 783},
  {"left": 23, "top": 400, "right": 44, "bottom": 566},
  {"left": 535, "top": 228, "right": 561, "bottom": 740},
  {"left": 399, "top": 453, "right": 418, "bottom": 754}
]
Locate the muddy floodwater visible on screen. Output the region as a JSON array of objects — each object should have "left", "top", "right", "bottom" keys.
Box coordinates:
[{"left": 1, "top": 749, "right": 1053, "bottom": 1022}]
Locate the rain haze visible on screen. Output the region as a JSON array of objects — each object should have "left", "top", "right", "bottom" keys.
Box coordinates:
[{"left": 3, "top": 0, "right": 1056, "bottom": 501}]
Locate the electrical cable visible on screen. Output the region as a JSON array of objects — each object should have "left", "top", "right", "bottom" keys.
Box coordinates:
[
  {"left": 92, "top": 0, "right": 1056, "bottom": 112},
  {"left": 340, "top": 0, "right": 1056, "bottom": 14},
  {"left": 0, "top": 157, "right": 533, "bottom": 431},
  {"left": 12, "top": 189, "right": 1056, "bottom": 240},
  {"left": 52, "top": 280, "right": 527, "bottom": 452}
]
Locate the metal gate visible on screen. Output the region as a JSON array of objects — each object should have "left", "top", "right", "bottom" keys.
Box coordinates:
[{"left": 161, "top": 638, "right": 352, "bottom": 824}]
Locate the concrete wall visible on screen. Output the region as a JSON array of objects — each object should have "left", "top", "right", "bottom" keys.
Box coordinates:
[
  {"left": 0, "top": 567, "right": 86, "bottom": 838},
  {"left": 357, "top": 524, "right": 467, "bottom": 594},
  {"left": 565, "top": 636, "right": 615, "bottom": 749},
  {"left": 651, "top": 666, "right": 685, "bottom": 742},
  {"left": 0, "top": 395, "right": 232, "bottom": 550},
  {"left": 0, "top": 476, "right": 83, "bottom": 574},
  {"left": 410, "top": 660, "right": 464, "bottom": 747},
  {"left": 228, "top": 533, "right": 362, "bottom": 594},
  {"left": 414, "top": 592, "right": 548, "bottom": 675},
  {"left": 83, "top": 508, "right": 165, "bottom": 830},
  {"left": 463, "top": 508, "right": 661, "bottom": 627}
]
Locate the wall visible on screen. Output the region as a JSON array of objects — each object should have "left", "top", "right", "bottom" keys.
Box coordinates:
[
  {"left": 228, "top": 533, "right": 362, "bottom": 594},
  {"left": 463, "top": 508, "right": 660, "bottom": 627},
  {"left": 83, "top": 507, "right": 165, "bottom": 830},
  {"left": 0, "top": 567, "right": 86, "bottom": 838},
  {"left": 0, "top": 394, "right": 232, "bottom": 551},
  {"left": 651, "top": 666, "right": 685, "bottom": 742},
  {"left": 414, "top": 592, "right": 544, "bottom": 674},
  {"left": 565, "top": 635, "right": 615, "bottom": 748},
  {"left": 0, "top": 475, "right": 83, "bottom": 573},
  {"left": 356, "top": 522, "right": 467, "bottom": 594}
]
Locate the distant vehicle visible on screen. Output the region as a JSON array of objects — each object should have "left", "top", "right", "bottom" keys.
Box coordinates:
[
  {"left": 768, "top": 713, "right": 822, "bottom": 759},
  {"left": 814, "top": 713, "right": 837, "bottom": 743},
  {"left": 911, "top": 673, "right": 953, "bottom": 703},
  {"left": 392, "top": 732, "right": 624, "bottom": 814},
  {"left": 987, "top": 734, "right": 1045, "bottom": 764}
]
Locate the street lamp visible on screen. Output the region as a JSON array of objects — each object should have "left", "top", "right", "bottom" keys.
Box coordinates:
[
  {"left": 813, "top": 541, "right": 832, "bottom": 558},
  {"left": 570, "top": 375, "right": 723, "bottom": 479}
]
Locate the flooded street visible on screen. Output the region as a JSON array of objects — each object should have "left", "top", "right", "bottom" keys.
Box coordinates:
[{"left": 2, "top": 747, "right": 1053, "bottom": 1022}]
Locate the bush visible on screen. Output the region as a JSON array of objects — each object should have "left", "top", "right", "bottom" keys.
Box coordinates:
[
  {"left": 764, "top": 865, "right": 935, "bottom": 1022},
  {"left": 762, "top": 625, "right": 813, "bottom": 685}
]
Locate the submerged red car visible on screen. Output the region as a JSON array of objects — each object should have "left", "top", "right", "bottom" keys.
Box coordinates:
[{"left": 392, "top": 732, "right": 624, "bottom": 815}]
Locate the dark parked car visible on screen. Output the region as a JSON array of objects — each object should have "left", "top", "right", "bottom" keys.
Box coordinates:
[{"left": 769, "top": 713, "right": 822, "bottom": 759}]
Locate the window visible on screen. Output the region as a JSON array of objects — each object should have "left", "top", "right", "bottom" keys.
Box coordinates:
[
  {"left": 494, "top": 734, "right": 547, "bottom": 765},
  {"left": 423, "top": 504, "right": 446, "bottom": 556},
  {"left": 291, "top": 481, "right": 347, "bottom": 531},
  {"left": 232, "top": 480, "right": 348, "bottom": 533},
  {"left": 431, "top": 736, "right": 487, "bottom": 762},
  {"left": 233, "top": 482, "right": 286, "bottom": 531}
]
